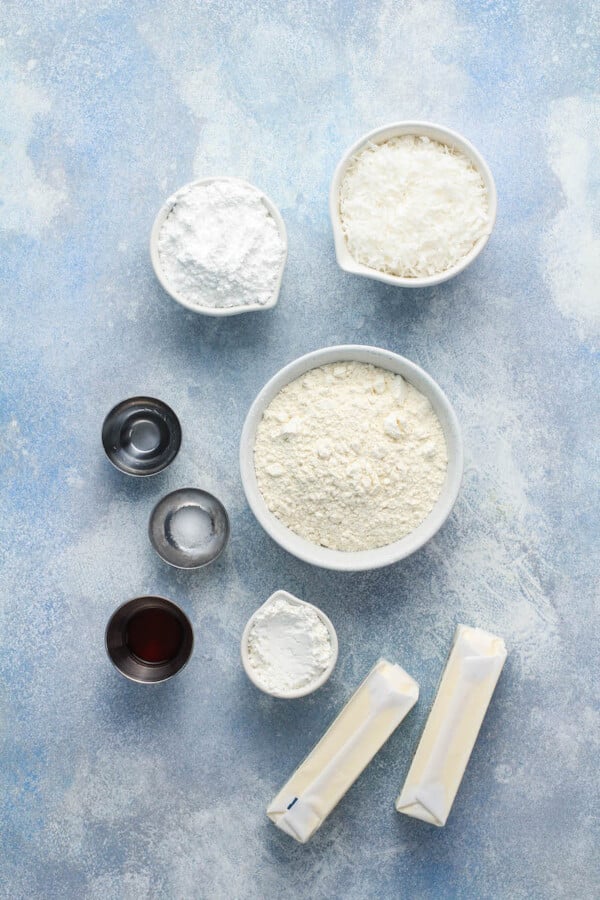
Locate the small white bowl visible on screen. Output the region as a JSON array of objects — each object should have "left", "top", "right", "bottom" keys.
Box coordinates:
[
  {"left": 240, "top": 590, "right": 339, "bottom": 699},
  {"left": 329, "top": 121, "right": 497, "bottom": 288},
  {"left": 240, "top": 345, "right": 463, "bottom": 572},
  {"left": 150, "top": 176, "right": 287, "bottom": 317}
]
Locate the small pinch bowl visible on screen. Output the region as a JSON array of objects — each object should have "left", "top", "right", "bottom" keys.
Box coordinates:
[
  {"left": 105, "top": 595, "right": 194, "bottom": 684},
  {"left": 101, "top": 396, "right": 182, "bottom": 477},
  {"left": 240, "top": 345, "right": 463, "bottom": 572},
  {"left": 240, "top": 590, "right": 339, "bottom": 699},
  {"left": 329, "top": 121, "right": 497, "bottom": 288},
  {"left": 150, "top": 176, "right": 288, "bottom": 317},
  {"left": 149, "top": 488, "right": 230, "bottom": 569}
]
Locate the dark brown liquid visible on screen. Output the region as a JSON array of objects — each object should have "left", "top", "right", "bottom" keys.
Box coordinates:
[{"left": 125, "top": 607, "right": 183, "bottom": 664}]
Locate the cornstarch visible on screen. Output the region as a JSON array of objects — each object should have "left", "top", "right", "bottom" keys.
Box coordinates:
[
  {"left": 246, "top": 594, "right": 333, "bottom": 694},
  {"left": 157, "top": 179, "right": 285, "bottom": 309},
  {"left": 254, "top": 361, "right": 448, "bottom": 552}
]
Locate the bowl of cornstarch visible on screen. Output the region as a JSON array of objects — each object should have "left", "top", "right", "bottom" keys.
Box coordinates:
[
  {"left": 240, "top": 345, "right": 463, "bottom": 571},
  {"left": 241, "top": 590, "right": 338, "bottom": 698},
  {"left": 330, "top": 121, "right": 497, "bottom": 288},
  {"left": 150, "top": 176, "right": 287, "bottom": 316}
]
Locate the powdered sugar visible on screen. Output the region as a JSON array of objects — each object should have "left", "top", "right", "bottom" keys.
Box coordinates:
[{"left": 156, "top": 178, "right": 286, "bottom": 309}]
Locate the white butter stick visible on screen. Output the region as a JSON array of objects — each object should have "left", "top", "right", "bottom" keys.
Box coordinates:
[
  {"left": 396, "top": 624, "right": 507, "bottom": 827},
  {"left": 267, "top": 659, "right": 419, "bottom": 843}
]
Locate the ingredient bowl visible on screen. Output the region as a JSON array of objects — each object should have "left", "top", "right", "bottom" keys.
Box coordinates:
[
  {"left": 329, "top": 121, "right": 497, "bottom": 288},
  {"left": 101, "top": 396, "right": 182, "bottom": 477},
  {"left": 105, "top": 595, "right": 194, "bottom": 684},
  {"left": 239, "top": 345, "right": 463, "bottom": 572},
  {"left": 150, "top": 176, "right": 287, "bottom": 317},
  {"left": 149, "top": 487, "right": 230, "bottom": 569},
  {"left": 240, "top": 590, "right": 339, "bottom": 699}
]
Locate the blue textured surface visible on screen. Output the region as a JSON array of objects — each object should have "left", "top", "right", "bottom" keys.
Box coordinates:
[{"left": 1, "top": 2, "right": 599, "bottom": 898}]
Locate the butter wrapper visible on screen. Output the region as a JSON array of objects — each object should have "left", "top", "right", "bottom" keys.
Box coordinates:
[
  {"left": 396, "top": 624, "right": 507, "bottom": 827},
  {"left": 267, "top": 658, "right": 419, "bottom": 843}
]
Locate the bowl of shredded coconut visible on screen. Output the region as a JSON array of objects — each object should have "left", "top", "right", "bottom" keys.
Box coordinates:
[
  {"left": 330, "top": 122, "right": 496, "bottom": 288},
  {"left": 150, "top": 176, "right": 287, "bottom": 316},
  {"left": 240, "top": 345, "right": 463, "bottom": 572}
]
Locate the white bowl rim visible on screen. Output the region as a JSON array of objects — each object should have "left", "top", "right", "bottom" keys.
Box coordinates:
[
  {"left": 329, "top": 120, "right": 497, "bottom": 288},
  {"left": 240, "top": 589, "right": 339, "bottom": 698},
  {"left": 150, "top": 176, "right": 288, "bottom": 317},
  {"left": 240, "top": 344, "right": 463, "bottom": 572}
]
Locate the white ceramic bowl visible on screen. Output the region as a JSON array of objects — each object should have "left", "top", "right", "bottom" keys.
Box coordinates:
[
  {"left": 329, "top": 121, "right": 497, "bottom": 288},
  {"left": 150, "top": 176, "right": 287, "bottom": 317},
  {"left": 240, "top": 345, "right": 463, "bottom": 571},
  {"left": 240, "top": 590, "right": 339, "bottom": 698}
]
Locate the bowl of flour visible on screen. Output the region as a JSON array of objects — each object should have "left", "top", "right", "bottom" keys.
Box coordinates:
[
  {"left": 150, "top": 177, "right": 287, "bottom": 316},
  {"left": 240, "top": 346, "right": 463, "bottom": 571}
]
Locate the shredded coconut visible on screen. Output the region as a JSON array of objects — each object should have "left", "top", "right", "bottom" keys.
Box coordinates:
[
  {"left": 254, "top": 361, "right": 448, "bottom": 552},
  {"left": 339, "top": 135, "right": 489, "bottom": 277},
  {"left": 245, "top": 594, "right": 333, "bottom": 694},
  {"left": 157, "top": 179, "right": 285, "bottom": 309}
]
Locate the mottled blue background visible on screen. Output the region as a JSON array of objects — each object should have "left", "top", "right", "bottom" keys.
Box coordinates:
[{"left": 1, "top": 2, "right": 598, "bottom": 898}]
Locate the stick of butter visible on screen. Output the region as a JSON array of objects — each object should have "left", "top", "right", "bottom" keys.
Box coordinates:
[
  {"left": 267, "top": 659, "right": 419, "bottom": 843},
  {"left": 396, "top": 624, "right": 507, "bottom": 827}
]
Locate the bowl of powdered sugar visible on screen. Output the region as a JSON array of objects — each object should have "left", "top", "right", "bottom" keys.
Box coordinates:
[
  {"left": 330, "top": 121, "right": 496, "bottom": 288},
  {"left": 241, "top": 590, "right": 338, "bottom": 698},
  {"left": 150, "top": 177, "right": 287, "bottom": 316},
  {"left": 240, "top": 345, "right": 463, "bottom": 571}
]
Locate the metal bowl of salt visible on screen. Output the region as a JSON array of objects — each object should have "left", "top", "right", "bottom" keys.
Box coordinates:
[{"left": 149, "top": 488, "right": 230, "bottom": 569}]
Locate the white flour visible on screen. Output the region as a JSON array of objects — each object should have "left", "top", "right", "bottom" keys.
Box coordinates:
[
  {"left": 246, "top": 594, "right": 333, "bottom": 693},
  {"left": 157, "top": 179, "right": 285, "bottom": 309},
  {"left": 254, "top": 362, "right": 448, "bottom": 551}
]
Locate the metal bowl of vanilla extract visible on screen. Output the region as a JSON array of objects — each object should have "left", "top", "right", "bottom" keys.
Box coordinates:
[{"left": 105, "top": 596, "right": 194, "bottom": 684}]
